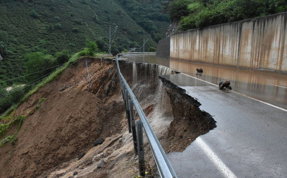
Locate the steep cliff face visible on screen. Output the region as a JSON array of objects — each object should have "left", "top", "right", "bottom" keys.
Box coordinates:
[{"left": 159, "top": 76, "right": 216, "bottom": 152}]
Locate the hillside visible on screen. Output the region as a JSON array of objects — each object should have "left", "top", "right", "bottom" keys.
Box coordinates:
[
  {"left": 0, "top": 0, "right": 169, "bottom": 87},
  {"left": 168, "top": 0, "right": 287, "bottom": 30}
]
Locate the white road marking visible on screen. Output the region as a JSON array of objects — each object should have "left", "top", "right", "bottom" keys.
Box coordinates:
[
  {"left": 196, "top": 137, "right": 237, "bottom": 178},
  {"left": 272, "top": 84, "right": 287, "bottom": 89},
  {"left": 180, "top": 73, "right": 287, "bottom": 112}
]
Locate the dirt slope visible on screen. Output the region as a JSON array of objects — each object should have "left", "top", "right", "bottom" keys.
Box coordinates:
[
  {"left": 0, "top": 58, "right": 216, "bottom": 178},
  {"left": 0, "top": 58, "right": 128, "bottom": 178}
]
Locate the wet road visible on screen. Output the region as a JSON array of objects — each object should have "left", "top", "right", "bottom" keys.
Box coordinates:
[
  {"left": 164, "top": 74, "right": 287, "bottom": 178},
  {"left": 124, "top": 53, "right": 287, "bottom": 177},
  {"left": 124, "top": 53, "right": 287, "bottom": 109}
]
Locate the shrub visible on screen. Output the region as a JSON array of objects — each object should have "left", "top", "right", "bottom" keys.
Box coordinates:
[
  {"left": 96, "top": 39, "right": 107, "bottom": 52},
  {"left": 54, "top": 23, "right": 63, "bottom": 30},
  {"left": 24, "top": 52, "right": 56, "bottom": 81},
  {"left": 169, "top": 0, "right": 192, "bottom": 21},
  {"left": 79, "top": 41, "right": 99, "bottom": 56},
  {"left": 0, "top": 135, "right": 16, "bottom": 147},
  {"left": 0, "top": 124, "right": 9, "bottom": 136},
  {"left": 87, "top": 41, "right": 99, "bottom": 53},
  {"left": 0, "top": 30, "right": 9, "bottom": 43},
  {"left": 55, "top": 50, "right": 70, "bottom": 64},
  {"left": 72, "top": 27, "right": 80, "bottom": 33},
  {"left": 0, "top": 85, "right": 27, "bottom": 114},
  {"left": 30, "top": 9, "right": 40, "bottom": 19},
  {"left": 54, "top": 16, "right": 60, "bottom": 21},
  {"left": 171, "top": 0, "right": 287, "bottom": 30}
]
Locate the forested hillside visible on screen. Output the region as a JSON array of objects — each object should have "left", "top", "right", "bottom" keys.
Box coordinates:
[
  {"left": 117, "top": 0, "right": 169, "bottom": 42},
  {"left": 168, "top": 0, "right": 287, "bottom": 30},
  {"left": 0, "top": 0, "right": 169, "bottom": 87}
]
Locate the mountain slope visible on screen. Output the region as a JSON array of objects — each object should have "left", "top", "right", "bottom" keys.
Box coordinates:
[{"left": 0, "top": 0, "right": 169, "bottom": 86}]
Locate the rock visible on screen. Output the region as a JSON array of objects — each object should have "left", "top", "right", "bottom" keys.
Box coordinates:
[
  {"left": 171, "top": 70, "right": 180, "bottom": 74},
  {"left": 93, "top": 138, "right": 104, "bottom": 146},
  {"left": 78, "top": 152, "right": 85, "bottom": 160},
  {"left": 196, "top": 68, "right": 203, "bottom": 75},
  {"left": 92, "top": 152, "right": 106, "bottom": 162},
  {"left": 97, "top": 160, "right": 105, "bottom": 169},
  {"left": 219, "top": 81, "right": 232, "bottom": 90}
]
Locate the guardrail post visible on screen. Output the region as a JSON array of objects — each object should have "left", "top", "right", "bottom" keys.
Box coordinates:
[
  {"left": 126, "top": 94, "right": 132, "bottom": 133},
  {"left": 125, "top": 94, "right": 132, "bottom": 133},
  {"left": 136, "top": 120, "right": 145, "bottom": 176},
  {"left": 129, "top": 102, "right": 138, "bottom": 155},
  {"left": 121, "top": 87, "right": 132, "bottom": 133}
]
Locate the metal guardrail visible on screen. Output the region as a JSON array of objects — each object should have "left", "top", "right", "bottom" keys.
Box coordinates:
[{"left": 115, "top": 56, "right": 177, "bottom": 178}]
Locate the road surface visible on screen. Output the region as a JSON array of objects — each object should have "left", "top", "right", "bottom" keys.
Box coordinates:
[
  {"left": 163, "top": 74, "right": 287, "bottom": 178},
  {"left": 124, "top": 53, "right": 287, "bottom": 177}
]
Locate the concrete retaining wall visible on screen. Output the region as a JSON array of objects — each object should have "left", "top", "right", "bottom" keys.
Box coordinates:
[{"left": 170, "top": 12, "right": 287, "bottom": 72}]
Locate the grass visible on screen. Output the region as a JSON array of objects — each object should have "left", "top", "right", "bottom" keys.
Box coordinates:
[
  {"left": 0, "top": 135, "right": 16, "bottom": 147},
  {"left": 35, "top": 97, "right": 47, "bottom": 110},
  {"left": 0, "top": 115, "right": 26, "bottom": 138}
]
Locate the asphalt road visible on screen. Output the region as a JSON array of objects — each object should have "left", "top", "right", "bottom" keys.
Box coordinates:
[
  {"left": 124, "top": 53, "right": 287, "bottom": 177},
  {"left": 164, "top": 74, "right": 287, "bottom": 178},
  {"left": 124, "top": 53, "right": 287, "bottom": 109}
]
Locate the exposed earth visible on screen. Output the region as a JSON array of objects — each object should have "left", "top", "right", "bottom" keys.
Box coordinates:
[{"left": 0, "top": 58, "right": 215, "bottom": 178}]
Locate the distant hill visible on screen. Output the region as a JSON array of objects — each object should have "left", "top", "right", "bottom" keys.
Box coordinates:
[{"left": 0, "top": 0, "right": 169, "bottom": 86}]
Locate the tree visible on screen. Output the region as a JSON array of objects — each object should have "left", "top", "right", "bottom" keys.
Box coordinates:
[
  {"left": 169, "top": 0, "right": 287, "bottom": 30},
  {"left": 169, "top": 0, "right": 192, "bottom": 21},
  {"left": 55, "top": 50, "right": 70, "bottom": 64}
]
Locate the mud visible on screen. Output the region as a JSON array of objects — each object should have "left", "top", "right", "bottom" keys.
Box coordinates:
[{"left": 0, "top": 58, "right": 216, "bottom": 178}]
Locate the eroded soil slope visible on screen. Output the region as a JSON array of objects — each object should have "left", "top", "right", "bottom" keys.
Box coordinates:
[
  {"left": 0, "top": 59, "right": 216, "bottom": 178},
  {"left": 0, "top": 58, "right": 127, "bottom": 178}
]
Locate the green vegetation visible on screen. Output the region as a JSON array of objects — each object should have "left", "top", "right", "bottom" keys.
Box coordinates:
[
  {"left": 24, "top": 52, "right": 57, "bottom": 81},
  {"left": 0, "top": 42, "right": 102, "bottom": 116},
  {"left": 168, "top": 0, "right": 287, "bottom": 30},
  {"left": 0, "top": 0, "right": 169, "bottom": 115},
  {"left": 0, "top": 115, "right": 26, "bottom": 137},
  {"left": 0, "top": 49, "right": 105, "bottom": 146},
  {"left": 55, "top": 50, "right": 70, "bottom": 65},
  {"left": 116, "top": 0, "right": 170, "bottom": 42},
  {"left": 0, "top": 0, "right": 169, "bottom": 88},
  {"left": 0, "top": 51, "right": 80, "bottom": 116},
  {"left": 79, "top": 41, "right": 100, "bottom": 56},
  {"left": 0, "top": 0, "right": 169, "bottom": 146},
  {"left": 0, "top": 85, "right": 28, "bottom": 114},
  {"left": 0, "top": 135, "right": 16, "bottom": 147}
]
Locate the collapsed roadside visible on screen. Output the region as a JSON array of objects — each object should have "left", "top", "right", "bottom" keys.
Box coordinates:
[{"left": 0, "top": 58, "right": 216, "bottom": 177}]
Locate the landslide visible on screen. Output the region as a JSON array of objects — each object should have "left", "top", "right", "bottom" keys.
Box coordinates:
[
  {"left": 0, "top": 59, "right": 217, "bottom": 178},
  {"left": 159, "top": 76, "right": 216, "bottom": 152},
  {"left": 0, "top": 58, "right": 125, "bottom": 178}
]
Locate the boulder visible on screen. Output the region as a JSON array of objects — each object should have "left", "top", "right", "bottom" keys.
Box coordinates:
[{"left": 97, "top": 159, "right": 105, "bottom": 169}]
